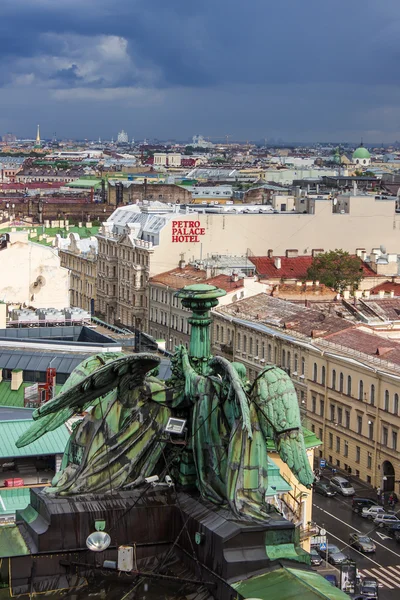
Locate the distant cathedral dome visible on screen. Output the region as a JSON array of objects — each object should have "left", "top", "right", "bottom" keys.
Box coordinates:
[{"left": 352, "top": 143, "right": 371, "bottom": 165}]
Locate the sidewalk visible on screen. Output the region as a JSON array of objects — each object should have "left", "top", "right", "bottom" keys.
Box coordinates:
[{"left": 314, "top": 459, "right": 376, "bottom": 497}]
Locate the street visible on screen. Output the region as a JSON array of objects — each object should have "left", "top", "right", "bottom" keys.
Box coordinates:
[{"left": 312, "top": 489, "right": 400, "bottom": 600}]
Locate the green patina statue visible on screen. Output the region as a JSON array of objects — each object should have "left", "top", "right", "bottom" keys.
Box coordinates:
[{"left": 16, "top": 284, "right": 314, "bottom": 521}]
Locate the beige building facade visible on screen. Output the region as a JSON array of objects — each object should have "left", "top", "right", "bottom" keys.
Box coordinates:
[
  {"left": 0, "top": 231, "right": 69, "bottom": 309},
  {"left": 212, "top": 295, "right": 400, "bottom": 496},
  {"left": 59, "top": 233, "right": 97, "bottom": 312}
]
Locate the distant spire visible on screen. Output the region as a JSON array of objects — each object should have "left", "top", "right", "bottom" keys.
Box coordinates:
[{"left": 35, "top": 124, "right": 41, "bottom": 147}]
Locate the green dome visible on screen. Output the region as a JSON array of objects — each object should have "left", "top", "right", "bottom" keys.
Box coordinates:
[{"left": 352, "top": 145, "right": 370, "bottom": 159}]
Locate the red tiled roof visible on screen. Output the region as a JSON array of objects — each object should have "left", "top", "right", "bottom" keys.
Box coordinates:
[
  {"left": 323, "top": 327, "right": 400, "bottom": 365},
  {"left": 0, "top": 182, "right": 64, "bottom": 190},
  {"left": 370, "top": 281, "right": 400, "bottom": 296},
  {"left": 249, "top": 255, "right": 377, "bottom": 279},
  {"left": 149, "top": 266, "right": 243, "bottom": 293}
]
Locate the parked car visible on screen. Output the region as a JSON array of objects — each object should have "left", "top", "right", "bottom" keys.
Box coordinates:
[
  {"left": 352, "top": 497, "right": 378, "bottom": 514},
  {"left": 360, "top": 576, "right": 379, "bottom": 599},
  {"left": 309, "top": 548, "right": 322, "bottom": 566},
  {"left": 324, "top": 574, "right": 338, "bottom": 587},
  {"left": 373, "top": 513, "right": 400, "bottom": 527},
  {"left": 383, "top": 522, "right": 400, "bottom": 541},
  {"left": 361, "top": 506, "right": 386, "bottom": 519},
  {"left": 318, "top": 543, "right": 349, "bottom": 565},
  {"left": 329, "top": 476, "right": 355, "bottom": 496},
  {"left": 314, "top": 481, "right": 336, "bottom": 497},
  {"left": 349, "top": 533, "right": 376, "bottom": 553}
]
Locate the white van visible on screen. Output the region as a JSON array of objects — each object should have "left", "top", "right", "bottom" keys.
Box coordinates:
[{"left": 329, "top": 476, "right": 355, "bottom": 496}]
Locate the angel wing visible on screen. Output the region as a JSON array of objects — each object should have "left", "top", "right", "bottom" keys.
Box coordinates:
[
  {"left": 250, "top": 366, "right": 315, "bottom": 488},
  {"left": 16, "top": 352, "right": 160, "bottom": 448},
  {"left": 208, "top": 355, "right": 252, "bottom": 438}
]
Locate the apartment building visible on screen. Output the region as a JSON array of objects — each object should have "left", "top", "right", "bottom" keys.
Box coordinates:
[
  {"left": 148, "top": 264, "right": 265, "bottom": 351},
  {"left": 212, "top": 293, "right": 400, "bottom": 495},
  {"left": 59, "top": 233, "right": 97, "bottom": 312}
]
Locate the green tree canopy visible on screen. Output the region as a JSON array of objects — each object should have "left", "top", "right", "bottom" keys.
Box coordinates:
[{"left": 306, "top": 249, "right": 363, "bottom": 292}]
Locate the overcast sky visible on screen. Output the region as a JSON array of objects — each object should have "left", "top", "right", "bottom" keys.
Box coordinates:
[{"left": 1, "top": 0, "right": 399, "bottom": 142}]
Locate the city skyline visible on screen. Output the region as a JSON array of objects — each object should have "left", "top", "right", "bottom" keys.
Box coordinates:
[{"left": 0, "top": 1, "right": 399, "bottom": 142}]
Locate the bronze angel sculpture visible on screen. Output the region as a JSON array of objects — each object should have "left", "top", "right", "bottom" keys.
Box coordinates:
[{"left": 17, "top": 284, "right": 314, "bottom": 522}]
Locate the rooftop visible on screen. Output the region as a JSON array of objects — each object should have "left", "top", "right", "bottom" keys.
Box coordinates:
[
  {"left": 249, "top": 255, "right": 376, "bottom": 280},
  {"left": 149, "top": 265, "right": 244, "bottom": 293},
  {"left": 0, "top": 419, "right": 69, "bottom": 459},
  {"left": 217, "top": 294, "right": 353, "bottom": 338}
]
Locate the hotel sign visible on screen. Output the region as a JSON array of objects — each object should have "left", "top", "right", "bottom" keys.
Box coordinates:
[{"left": 172, "top": 220, "right": 206, "bottom": 243}]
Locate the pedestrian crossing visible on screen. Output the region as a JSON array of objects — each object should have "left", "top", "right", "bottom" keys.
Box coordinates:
[{"left": 358, "top": 564, "right": 400, "bottom": 589}]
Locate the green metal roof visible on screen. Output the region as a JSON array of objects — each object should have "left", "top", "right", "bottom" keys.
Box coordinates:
[
  {"left": 0, "top": 525, "right": 29, "bottom": 557},
  {"left": 233, "top": 566, "right": 350, "bottom": 599},
  {"left": 0, "top": 381, "right": 63, "bottom": 408},
  {"left": 0, "top": 488, "right": 30, "bottom": 515},
  {"left": 0, "top": 381, "right": 31, "bottom": 408},
  {"left": 266, "top": 457, "right": 292, "bottom": 496},
  {"left": 0, "top": 420, "right": 69, "bottom": 459},
  {"left": 352, "top": 146, "right": 370, "bottom": 159},
  {"left": 267, "top": 428, "right": 321, "bottom": 453}
]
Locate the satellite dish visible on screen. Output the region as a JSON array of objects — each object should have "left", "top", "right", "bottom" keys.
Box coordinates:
[{"left": 86, "top": 531, "right": 111, "bottom": 552}]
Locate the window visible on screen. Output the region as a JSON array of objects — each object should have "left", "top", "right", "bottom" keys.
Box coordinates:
[
  {"left": 311, "top": 424, "right": 315, "bottom": 433},
  {"left": 371, "top": 384, "right": 375, "bottom": 406},
  {"left": 357, "top": 415, "right": 362, "bottom": 435},
  {"left": 216, "top": 325, "right": 220, "bottom": 341},
  {"left": 339, "top": 372, "right": 344, "bottom": 392},
  {"left": 282, "top": 349, "right": 285, "bottom": 367},
  {"left": 356, "top": 446, "right": 361, "bottom": 463},
  {"left": 320, "top": 399, "right": 325, "bottom": 417},
  {"left": 395, "top": 394, "right": 399, "bottom": 415},
  {"left": 268, "top": 344, "right": 272, "bottom": 361},
  {"left": 345, "top": 410, "right": 350, "bottom": 429},
  {"left": 330, "top": 404, "right": 335, "bottom": 422},
  {"left": 321, "top": 366, "right": 326, "bottom": 386},
  {"left": 393, "top": 431, "right": 398, "bottom": 451},
  {"left": 237, "top": 333, "right": 241, "bottom": 350},
  {"left": 368, "top": 421, "right": 374, "bottom": 440},
  {"left": 384, "top": 390, "right": 389, "bottom": 411},
  {"left": 319, "top": 428, "right": 323, "bottom": 441},
  {"left": 294, "top": 354, "right": 298, "bottom": 373},
  {"left": 337, "top": 407, "right": 343, "bottom": 425},
  {"left": 243, "top": 336, "right": 247, "bottom": 353},
  {"left": 359, "top": 380, "right": 364, "bottom": 401},
  {"left": 336, "top": 436, "right": 340, "bottom": 453},
  {"left": 255, "top": 339, "right": 259, "bottom": 357},
  {"left": 329, "top": 432, "right": 333, "bottom": 449},
  {"left": 287, "top": 352, "right": 291, "bottom": 374},
  {"left": 312, "top": 395, "right": 317, "bottom": 413},
  {"left": 262, "top": 342, "right": 265, "bottom": 360},
  {"left": 332, "top": 369, "right": 336, "bottom": 390},
  {"left": 367, "top": 452, "right": 372, "bottom": 469},
  {"left": 347, "top": 375, "right": 352, "bottom": 396},
  {"left": 344, "top": 441, "right": 349, "bottom": 457},
  {"left": 382, "top": 427, "right": 388, "bottom": 446},
  {"left": 313, "top": 363, "right": 318, "bottom": 382},
  {"left": 301, "top": 357, "right": 305, "bottom": 376}
]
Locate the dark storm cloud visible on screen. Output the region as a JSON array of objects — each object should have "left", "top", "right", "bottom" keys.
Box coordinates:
[{"left": 1, "top": 0, "right": 400, "bottom": 140}]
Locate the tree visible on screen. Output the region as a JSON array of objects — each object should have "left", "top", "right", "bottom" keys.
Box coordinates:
[{"left": 306, "top": 249, "right": 363, "bottom": 292}]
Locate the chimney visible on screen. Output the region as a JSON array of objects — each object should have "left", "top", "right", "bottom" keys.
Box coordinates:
[
  {"left": 343, "top": 290, "right": 350, "bottom": 300},
  {"left": 312, "top": 248, "right": 324, "bottom": 257},
  {"left": 379, "top": 290, "right": 385, "bottom": 299},
  {"left": 285, "top": 249, "right": 298, "bottom": 258},
  {"left": 390, "top": 290, "right": 395, "bottom": 298},
  {"left": 274, "top": 257, "right": 281, "bottom": 270},
  {"left": 356, "top": 248, "right": 365, "bottom": 257},
  {"left": 179, "top": 252, "right": 186, "bottom": 269},
  {"left": 232, "top": 270, "right": 239, "bottom": 282},
  {"left": 363, "top": 290, "right": 370, "bottom": 299},
  {"left": 361, "top": 251, "right": 367, "bottom": 261},
  {"left": 268, "top": 249, "right": 274, "bottom": 258},
  {"left": 206, "top": 262, "right": 212, "bottom": 279}
]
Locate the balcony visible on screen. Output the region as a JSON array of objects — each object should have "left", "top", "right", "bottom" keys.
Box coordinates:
[{"left": 299, "top": 521, "right": 319, "bottom": 541}]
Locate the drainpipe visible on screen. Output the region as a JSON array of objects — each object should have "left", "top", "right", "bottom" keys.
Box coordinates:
[{"left": 372, "top": 371, "right": 380, "bottom": 489}]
